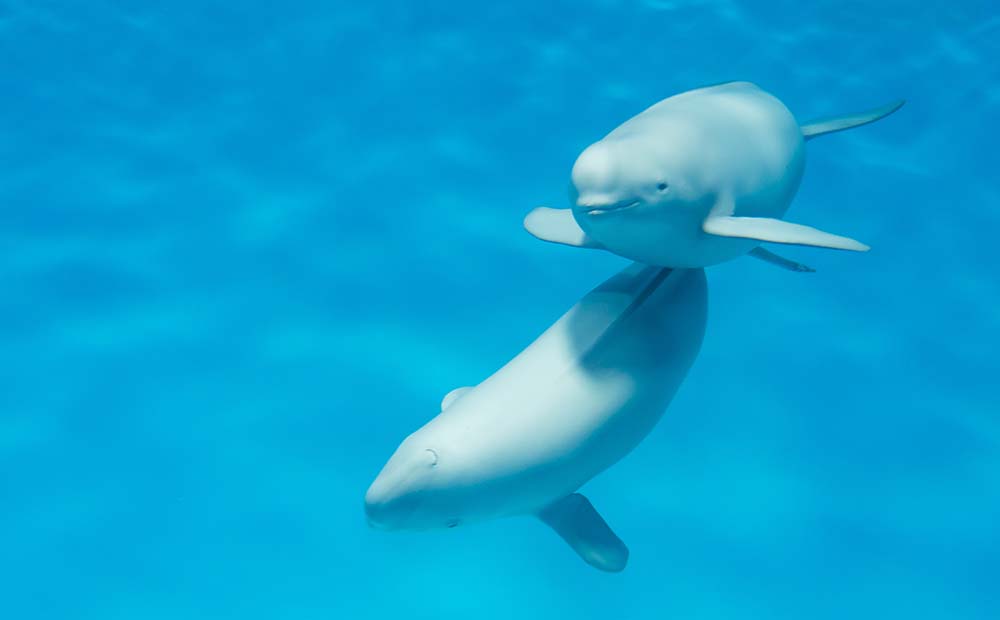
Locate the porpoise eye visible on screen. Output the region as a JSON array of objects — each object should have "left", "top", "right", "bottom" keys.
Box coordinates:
[{"left": 656, "top": 182, "right": 669, "bottom": 192}]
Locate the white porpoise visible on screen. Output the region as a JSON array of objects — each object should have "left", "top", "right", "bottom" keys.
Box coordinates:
[
  {"left": 365, "top": 265, "right": 707, "bottom": 571},
  {"left": 525, "top": 81, "right": 904, "bottom": 271}
]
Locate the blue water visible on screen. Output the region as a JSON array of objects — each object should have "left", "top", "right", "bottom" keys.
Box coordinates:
[{"left": 2, "top": 1, "right": 998, "bottom": 618}]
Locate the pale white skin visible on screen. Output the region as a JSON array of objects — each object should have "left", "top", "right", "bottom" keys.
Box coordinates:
[
  {"left": 365, "top": 266, "right": 706, "bottom": 530},
  {"left": 526, "top": 83, "right": 901, "bottom": 268},
  {"left": 572, "top": 81, "right": 804, "bottom": 267}
]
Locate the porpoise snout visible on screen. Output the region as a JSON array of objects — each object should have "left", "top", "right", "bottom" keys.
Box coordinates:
[
  {"left": 364, "top": 475, "right": 406, "bottom": 529},
  {"left": 364, "top": 444, "right": 438, "bottom": 529},
  {"left": 576, "top": 197, "right": 641, "bottom": 215},
  {"left": 572, "top": 143, "right": 640, "bottom": 214},
  {"left": 575, "top": 193, "right": 619, "bottom": 209}
]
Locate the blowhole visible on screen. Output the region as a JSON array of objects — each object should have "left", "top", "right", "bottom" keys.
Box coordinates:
[{"left": 426, "top": 449, "right": 439, "bottom": 468}]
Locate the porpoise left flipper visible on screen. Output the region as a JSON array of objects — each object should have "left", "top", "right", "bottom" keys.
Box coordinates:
[
  {"left": 749, "top": 247, "right": 815, "bottom": 272},
  {"left": 704, "top": 216, "right": 870, "bottom": 252},
  {"left": 441, "top": 387, "right": 473, "bottom": 411},
  {"left": 801, "top": 99, "right": 905, "bottom": 140},
  {"left": 537, "top": 493, "right": 628, "bottom": 572},
  {"left": 524, "top": 207, "right": 603, "bottom": 249}
]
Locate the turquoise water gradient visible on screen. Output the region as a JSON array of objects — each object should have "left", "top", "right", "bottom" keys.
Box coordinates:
[{"left": 2, "top": 1, "right": 998, "bottom": 618}]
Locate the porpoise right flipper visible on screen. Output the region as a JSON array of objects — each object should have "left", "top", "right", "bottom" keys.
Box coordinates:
[
  {"left": 524, "top": 207, "right": 603, "bottom": 249},
  {"left": 801, "top": 99, "right": 905, "bottom": 140},
  {"left": 703, "top": 215, "right": 870, "bottom": 252},
  {"left": 537, "top": 493, "right": 628, "bottom": 572},
  {"left": 749, "top": 247, "right": 815, "bottom": 272}
]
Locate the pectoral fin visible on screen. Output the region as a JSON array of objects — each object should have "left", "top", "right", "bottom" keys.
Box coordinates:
[
  {"left": 524, "top": 207, "right": 603, "bottom": 249},
  {"left": 801, "top": 99, "right": 905, "bottom": 140},
  {"left": 703, "top": 216, "right": 869, "bottom": 252},
  {"left": 441, "top": 387, "right": 473, "bottom": 411},
  {"left": 537, "top": 493, "right": 628, "bottom": 572},
  {"left": 749, "top": 247, "right": 815, "bottom": 272}
]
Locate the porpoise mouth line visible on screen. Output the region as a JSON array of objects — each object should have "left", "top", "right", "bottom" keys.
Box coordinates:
[{"left": 580, "top": 200, "right": 641, "bottom": 216}]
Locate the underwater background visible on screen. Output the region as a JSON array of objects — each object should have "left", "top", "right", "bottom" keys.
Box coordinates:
[{"left": 2, "top": 0, "right": 998, "bottom": 618}]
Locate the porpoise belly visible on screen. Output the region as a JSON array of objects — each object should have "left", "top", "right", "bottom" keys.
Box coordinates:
[{"left": 590, "top": 206, "right": 762, "bottom": 267}]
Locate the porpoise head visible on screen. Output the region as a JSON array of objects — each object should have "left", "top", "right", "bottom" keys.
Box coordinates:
[
  {"left": 570, "top": 140, "right": 678, "bottom": 215},
  {"left": 569, "top": 138, "right": 710, "bottom": 265},
  {"left": 364, "top": 432, "right": 462, "bottom": 531}
]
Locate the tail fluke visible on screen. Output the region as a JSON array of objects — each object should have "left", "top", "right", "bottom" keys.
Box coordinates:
[{"left": 801, "top": 99, "right": 905, "bottom": 140}]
